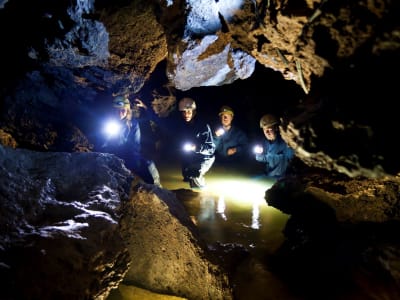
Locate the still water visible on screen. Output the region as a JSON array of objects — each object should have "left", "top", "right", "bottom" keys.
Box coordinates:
[{"left": 108, "top": 161, "right": 294, "bottom": 300}]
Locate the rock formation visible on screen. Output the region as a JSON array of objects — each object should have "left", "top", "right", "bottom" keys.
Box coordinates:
[{"left": 1, "top": 0, "right": 400, "bottom": 299}]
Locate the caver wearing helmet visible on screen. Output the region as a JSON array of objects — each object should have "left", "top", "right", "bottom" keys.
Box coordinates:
[
  {"left": 254, "top": 113, "right": 294, "bottom": 179},
  {"left": 218, "top": 105, "right": 234, "bottom": 117},
  {"left": 113, "top": 95, "right": 132, "bottom": 121},
  {"left": 213, "top": 104, "right": 249, "bottom": 165},
  {"left": 259, "top": 114, "right": 280, "bottom": 142},
  {"left": 259, "top": 114, "right": 279, "bottom": 128},
  {"left": 179, "top": 97, "right": 197, "bottom": 123},
  {"left": 102, "top": 95, "right": 162, "bottom": 187},
  {"left": 173, "top": 97, "right": 215, "bottom": 189}
]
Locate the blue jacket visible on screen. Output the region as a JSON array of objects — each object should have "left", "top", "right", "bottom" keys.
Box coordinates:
[
  {"left": 255, "top": 135, "right": 294, "bottom": 179},
  {"left": 214, "top": 125, "right": 248, "bottom": 161},
  {"left": 102, "top": 117, "right": 142, "bottom": 168}
]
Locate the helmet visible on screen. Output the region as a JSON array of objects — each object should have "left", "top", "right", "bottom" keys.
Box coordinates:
[
  {"left": 260, "top": 114, "right": 279, "bottom": 128},
  {"left": 113, "top": 96, "right": 131, "bottom": 109},
  {"left": 179, "top": 97, "right": 196, "bottom": 111},
  {"left": 218, "top": 105, "right": 234, "bottom": 116}
]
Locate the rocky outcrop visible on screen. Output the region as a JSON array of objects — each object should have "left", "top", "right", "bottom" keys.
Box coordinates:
[
  {"left": 0, "top": 145, "right": 233, "bottom": 299},
  {"left": 157, "top": 0, "right": 398, "bottom": 93},
  {"left": 120, "top": 184, "right": 233, "bottom": 299},
  {"left": 0, "top": 145, "right": 133, "bottom": 299},
  {"left": 0, "top": 0, "right": 399, "bottom": 178},
  {"left": 0, "top": 0, "right": 400, "bottom": 297},
  {"left": 264, "top": 169, "right": 400, "bottom": 294}
]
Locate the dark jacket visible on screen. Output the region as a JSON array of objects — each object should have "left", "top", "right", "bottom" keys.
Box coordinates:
[
  {"left": 176, "top": 117, "right": 216, "bottom": 162},
  {"left": 214, "top": 125, "right": 248, "bottom": 162},
  {"left": 102, "top": 117, "right": 142, "bottom": 169}
]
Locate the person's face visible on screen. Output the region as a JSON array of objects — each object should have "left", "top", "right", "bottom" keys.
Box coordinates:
[
  {"left": 118, "top": 107, "right": 128, "bottom": 120},
  {"left": 181, "top": 109, "right": 194, "bottom": 122},
  {"left": 263, "top": 125, "right": 277, "bottom": 141},
  {"left": 220, "top": 113, "right": 233, "bottom": 127}
]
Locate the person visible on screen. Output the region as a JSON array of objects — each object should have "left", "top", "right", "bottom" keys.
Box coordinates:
[
  {"left": 175, "top": 97, "right": 216, "bottom": 189},
  {"left": 253, "top": 114, "right": 294, "bottom": 179},
  {"left": 213, "top": 105, "right": 249, "bottom": 166},
  {"left": 102, "top": 95, "right": 162, "bottom": 187},
  {"left": 131, "top": 97, "right": 162, "bottom": 156}
]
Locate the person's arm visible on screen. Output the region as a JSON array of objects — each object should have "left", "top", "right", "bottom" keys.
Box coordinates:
[
  {"left": 255, "top": 139, "right": 269, "bottom": 162},
  {"left": 133, "top": 98, "right": 159, "bottom": 123},
  {"left": 261, "top": 142, "right": 294, "bottom": 175},
  {"left": 255, "top": 151, "right": 268, "bottom": 162},
  {"left": 134, "top": 98, "right": 147, "bottom": 110}
]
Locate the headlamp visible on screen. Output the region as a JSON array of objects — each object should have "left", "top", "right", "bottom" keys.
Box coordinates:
[
  {"left": 103, "top": 119, "right": 121, "bottom": 138},
  {"left": 183, "top": 142, "right": 196, "bottom": 152},
  {"left": 253, "top": 145, "right": 263, "bottom": 154},
  {"left": 215, "top": 128, "right": 225, "bottom": 136}
]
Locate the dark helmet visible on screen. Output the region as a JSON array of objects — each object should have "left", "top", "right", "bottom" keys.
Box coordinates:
[
  {"left": 218, "top": 105, "right": 234, "bottom": 116},
  {"left": 260, "top": 114, "right": 279, "bottom": 128}
]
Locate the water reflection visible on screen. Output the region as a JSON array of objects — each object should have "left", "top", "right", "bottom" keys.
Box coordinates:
[
  {"left": 251, "top": 200, "right": 260, "bottom": 229},
  {"left": 160, "top": 163, "right": 289, "bottom": 257},
  {"left": 217, "top": 196, "right": 227, "bottom": 220},
  {"left": 198, "top": 195, "right": 215, "bottom": 222},
  {"left": 108, "top": 162, "right": 291, "bottom": 300},
  {"left": 161, "top": 164, "right": 292, "bottom": 299},
  {"left": 193, "top": 173, "right": 277, "bottom": 239}
]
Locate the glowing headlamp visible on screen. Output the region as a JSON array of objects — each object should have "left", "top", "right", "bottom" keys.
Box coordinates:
[
  {"left": 215, "top": 128, "right": 225, "bottom": 136},
  {"left": 183, "top": 142, "right": 196, "bottom": 152},
  {"left": 253, "top": 145, "right": 263, "bottom": 154},
  {"left": 103, "top": 119, "right": 121, "bottom": 138}
]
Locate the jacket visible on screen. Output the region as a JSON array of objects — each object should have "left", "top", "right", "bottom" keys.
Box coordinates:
[
  {"left": 214, "top": 125, "right": 248, "bottom": 160},
  {"left": 255, "top": 134, "right": 294, "bottom": 178}
]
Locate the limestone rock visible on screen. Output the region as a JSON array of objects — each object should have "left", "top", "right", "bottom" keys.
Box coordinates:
[
  {"left": 0, "top": 145, "right": 132, "bottom": 299},
  {"left": 120, "top": 184, "right": 233, "bottom": 300}
]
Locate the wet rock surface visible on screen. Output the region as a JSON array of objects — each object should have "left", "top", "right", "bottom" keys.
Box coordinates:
[{"left": 0, "top": 0, "right": 400, "bottom": 298}]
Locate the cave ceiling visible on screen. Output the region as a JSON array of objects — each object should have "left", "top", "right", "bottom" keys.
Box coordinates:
[{"left": 0, "top": 0, "right": 399, "bottom": 178}]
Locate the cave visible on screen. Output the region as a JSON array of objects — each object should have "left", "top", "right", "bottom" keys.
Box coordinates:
[{"left": 1, "top": 0, "right": 400, "bottom": 299}]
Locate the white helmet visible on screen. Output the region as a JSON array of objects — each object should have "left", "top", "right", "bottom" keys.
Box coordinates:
[
  {"left": 260, "top": 114, "right": 279, "bottom": 128},
  {"left": 178, "top": 97, "right": 196, "bottom": 111}
]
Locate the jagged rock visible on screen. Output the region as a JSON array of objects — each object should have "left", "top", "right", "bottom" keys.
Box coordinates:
[
  {"left": 265, "top": 170, "right": 400, "bottom": 291},
  {"left": 0, "top": 0, "right": 400, "bottom": 298},
  {"left": 0, "top": 144, "right": 234, "bottom": 299},
  {"left": 0, "top": 145, "right": 132, "bottom": 300},
  {"left": 120, "top": 184, "right": 233, "bottom": 299},
  {"left": 1, "top": 0, "right": 399, "bottom": 177}
]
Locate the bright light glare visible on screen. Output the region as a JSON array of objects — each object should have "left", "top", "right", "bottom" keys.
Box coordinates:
[
  {"left": 216, "top": 128, "right": 225, "bottom": 136},
  {"left": 103, "top": 120, "right": 121, "bottom": 137},
  {"left": 253, "top": 145, "right": 263, "bottom": 154},
  {"left": 203, "top": 174, "right": 275, "bottom": 229},
  {"left": 217, "top": 196, "right": 227, "bottom": 220},
  {"left": 206, "top": 175, "right": 274, "bottom": 207},
  {"left": 183, "top": 142, "right": 195, "bottom": 152},
  {"left": 251, "top": 201, "right": 260, "bottom": 229}
]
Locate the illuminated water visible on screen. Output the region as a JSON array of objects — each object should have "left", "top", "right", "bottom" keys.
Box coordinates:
[
  {"left": 109, "top": 158, "right": 400, "bottom": 300},
  {"left": 170, "top": 164, "right": 295, "bottom": 300},
  {"left": 108, "top": 160, "right": 293, "bottom": 300},
  {"left": 167, "top": 165, "right": 289, "bottom": 259}
]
